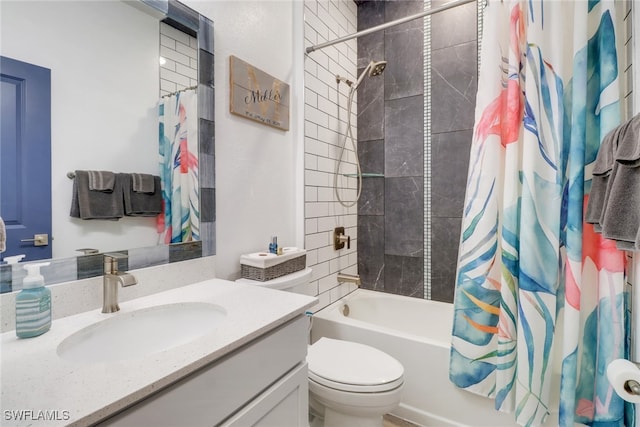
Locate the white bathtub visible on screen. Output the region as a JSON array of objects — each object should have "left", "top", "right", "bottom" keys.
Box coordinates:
[{"left": 310, "top": 289, "right": 558, "bottom": 427}]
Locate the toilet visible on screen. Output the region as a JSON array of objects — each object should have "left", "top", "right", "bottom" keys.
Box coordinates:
[{"left": 237, "top": 268, "right": 405, "bottom": 427}]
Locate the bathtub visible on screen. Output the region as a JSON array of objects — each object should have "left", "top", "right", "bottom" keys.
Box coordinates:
[{"left": 310, "top": 289, "right": 559, "bottom": 427}]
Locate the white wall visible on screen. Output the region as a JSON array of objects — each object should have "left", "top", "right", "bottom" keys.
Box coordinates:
[
  {"left": 1, "top": 1, "right": 161, "bottom": 258},
  {"left": 303, "top": 0, "right": 359, "bottom": 311},
  {"left": 182, "top": 0, "right": 302, "bottom": 280}
]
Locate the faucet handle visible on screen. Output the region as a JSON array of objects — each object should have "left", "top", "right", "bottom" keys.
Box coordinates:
[
  {"left": 103, "top": 252, "right": 128, "bottom": 274},
  {"left": 334, "top": 227, "right": 351, "bottom": 250}
]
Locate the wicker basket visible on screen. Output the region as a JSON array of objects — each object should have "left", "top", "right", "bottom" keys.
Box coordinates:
[{"left": 241, "top": 253, "right": 306, "bottom": 282}]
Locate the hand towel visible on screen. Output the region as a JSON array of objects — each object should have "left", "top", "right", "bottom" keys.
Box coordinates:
[
  {"left": 87, "top": 170, "right": 116, "bottom": 192},
  {"left": 122, "top": 173, "right": 162, "bottom": 216},
  {"left": 600, "top": 115, "right": 640, "bottom": 249},
  {"left": 585, "top": 126, "right": 621, "bottom": 229},
  {"left": 131, "top": 173, "right": 155, "bottom": 193},
  {"left": 0, "top": 217, "right": 6, "bottom": 253},
  {"left": 70, "top": 170, "right": 124, "bottom": 220}
]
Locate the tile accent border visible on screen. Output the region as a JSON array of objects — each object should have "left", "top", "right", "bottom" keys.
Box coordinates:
[{"left": 423, "top": 0, "right": 432, "bottom": 300}]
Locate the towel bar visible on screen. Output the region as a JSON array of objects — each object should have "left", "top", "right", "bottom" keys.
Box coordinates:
[{"left": 67, "top": 171, "right": 76, "bottom": 179}]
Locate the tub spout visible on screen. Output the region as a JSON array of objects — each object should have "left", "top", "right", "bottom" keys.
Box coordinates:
[{"left": 337, "top": 273, "right": 361, "bottom": 286}]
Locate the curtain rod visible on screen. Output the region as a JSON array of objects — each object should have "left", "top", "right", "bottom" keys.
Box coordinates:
[{"left": 305, "top": 0, "right": 477, "bottom": 54}]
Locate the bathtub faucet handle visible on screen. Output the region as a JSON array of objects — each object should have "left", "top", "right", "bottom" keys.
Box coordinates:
[{"left": 334, "top": 227, "right": 351, "bottom": 250}]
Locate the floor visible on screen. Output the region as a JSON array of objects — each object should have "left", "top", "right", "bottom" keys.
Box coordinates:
[{"left": 383, "top": 414, "right": 422, "bottom": 427}]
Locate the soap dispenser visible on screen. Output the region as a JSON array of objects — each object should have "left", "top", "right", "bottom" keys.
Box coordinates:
[{"left": 15, "top": 262, "right": 52, "bottom": 338}]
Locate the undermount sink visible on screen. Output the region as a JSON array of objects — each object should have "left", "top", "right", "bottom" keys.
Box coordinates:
[{"left": 57, "top": 303, "right": 227, "bottom": 364}]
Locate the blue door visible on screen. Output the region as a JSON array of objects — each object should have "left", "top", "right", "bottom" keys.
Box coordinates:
[{"left": 0, "top": 56, "right": 52, "bottom": 261}]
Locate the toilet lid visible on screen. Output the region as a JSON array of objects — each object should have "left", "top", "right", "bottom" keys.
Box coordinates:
[{"left": 307, "top": 338, "right": 404, "bottom": 393}]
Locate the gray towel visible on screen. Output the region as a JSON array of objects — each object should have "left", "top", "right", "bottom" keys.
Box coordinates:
[
  {"left": 600, "top": 115, "right": 640, "bottom": 249},
  {"left": 70, "top": 170, "right": 124, "bottom": 220},
  {"left": 585, "top": 126, "right": 623, "bottom": 227},
  {"left": 131, "top": 173, "right": 155, "bottom": 193},
  {"left": 122, "top": 173, "right": 162, "bottom": 217},
  {"left": 88, "top": 170, "right": 115, "bottom": 192}
]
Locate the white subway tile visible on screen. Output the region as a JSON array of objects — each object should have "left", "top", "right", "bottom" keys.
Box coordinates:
[
  {"left": 160, "top": 68, "right": 190, "bottom": 87},
  {"left": 160, "top": 45, "right": 191, "bottom": 67},
  {"left": 305, "top": 73, "right": 330, "bottom": 99},
  {"left": 305, "top": 88, "right": 318, "bottom": 108},
  {"left": 176, "top": 63, "right": 197, "bottom": 80},
  {"left": 306, "top": 201, "right": 330, "bottom": 218},
  {"left": 306, "top": 232, "right": 329, "bottom": 250},
  {"left": 309, "top": 290, "right": 332, "bottom": 312},
  {"left": 176, "top": 41, "right": 197, "bottom": 60},
  {"left": 305, "top": 104, "right": 330, "bottom": 128},
  {"left": 160, "top": 34, "right": 176, "bottom": 49},
  {"left": 306, "top": 186, "right": 318, "bottom": 203},
  {"left": 305, "top": 218, "right": 319, "bottom": 234}
]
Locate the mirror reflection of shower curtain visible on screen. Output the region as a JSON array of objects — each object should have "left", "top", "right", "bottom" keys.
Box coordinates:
[{"left": 158, "top": 89, "right": 199, "bottom": 244}]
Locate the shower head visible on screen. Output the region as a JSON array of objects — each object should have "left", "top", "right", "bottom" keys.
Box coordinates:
[
  {"left": 354, "top": 60, "right": 387, "bottom": 89},
  {"left": 368, "top": 60, "right": 387, "bottom": 77}
]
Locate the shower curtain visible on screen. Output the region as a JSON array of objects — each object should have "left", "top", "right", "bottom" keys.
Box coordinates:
[
  {"left": 449, "top": 1, "right": 633, "bottom": 426},
  {"left": 158, "top": 89, "right": 199, "bottom": 244}
]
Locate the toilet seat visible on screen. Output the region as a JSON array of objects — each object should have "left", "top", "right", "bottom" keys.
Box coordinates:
[{"left": 307, "top": 338, "right": 404, "bottom": 393}]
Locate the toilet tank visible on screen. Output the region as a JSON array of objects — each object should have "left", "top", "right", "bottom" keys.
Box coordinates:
[{"left": 236, "top": 268, "right": 313, "bottom": 292}]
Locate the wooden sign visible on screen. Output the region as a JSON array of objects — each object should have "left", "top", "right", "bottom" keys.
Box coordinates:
[{"left": 229, "top": 55, "right": 290, "bottom": 131}]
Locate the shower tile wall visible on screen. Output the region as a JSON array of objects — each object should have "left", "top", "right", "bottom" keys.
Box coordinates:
[
  {"left": 304, "top": 0, "right": 360, "bottom": 312},
  {"left": 357, "top": 0, "right": 477, "bottom": 302}
]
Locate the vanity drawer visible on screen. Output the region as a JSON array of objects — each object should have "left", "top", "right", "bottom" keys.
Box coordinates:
[{"left": 98, "top": 315, "right": 308, "bottom": 427}]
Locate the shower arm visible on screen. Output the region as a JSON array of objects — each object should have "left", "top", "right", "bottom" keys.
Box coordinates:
[{"left": 305, "top": 0, "right": 476, "bottom": 54}]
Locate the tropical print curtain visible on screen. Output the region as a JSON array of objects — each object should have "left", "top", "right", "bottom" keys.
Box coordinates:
[
  {"left": 158, "top": 89, "right": 200, "bottom": 243},
  {"left": 449, "top": 1, "right": 633, "bottom": 426}
]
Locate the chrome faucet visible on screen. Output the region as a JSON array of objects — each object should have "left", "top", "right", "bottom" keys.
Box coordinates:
[
  {"left": 337, "top": 272, "right": 361, "bottom": 286},
  {"left": 102, "top": 253, "right": 138, "bottom": 313}
]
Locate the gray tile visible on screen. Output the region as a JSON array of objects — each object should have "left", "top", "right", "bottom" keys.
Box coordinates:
[
  {"left": 169, "top": 241, "right": 202, "bottom": 263},
  {"left": 384, "top": 27, "right": 424, "bottom": 100},
  {"left": 357, "top": 0, "right": 385, "bottom": 31},
  {"left": 385, "top": 177, "right": 423, "bottom": 257},
  {"left": 431, "top": 0, "right": 477, "bottom": 50},
  {"left": 200, "top": 153, "right": 215, "bottom": 189},
  {"left": 358, "top": 215, "right": 385, "bottom": 291},
  {"left": 384, "top": 96, "right": 424, "bottom": 177},
  {"left": 357, "top": 70, "right": 385, "bottom": 142},
  {"left": 358, "top": 31, "right": 385, "bottom": 70},
  {"left": 41, "top": 257, "right": 78, "bottom": 286},
  {"left": 77, "top": 253, "right": 106, "bottom": 280},
  {"left": 128, "top": 245, "right": 170, "bottom": 270},
  {"left": 359, "top": 139, "right": 384, "bottom": 175},
  {"left": 198, "top": 16, "right": 214, "bottom": 54},
  {"left": 200, "top": 118, "right": 215, "bottom": 155},
  {"left": 431, "top": 41, "right": 477, "bottom": 133},
  {"left": 198, "top": 49, "right": 214, "bottom": 88},
  {"left": 384, "top": 254, "right": 424, "bottom": 298},
  {"left": 0, "top": 265, "right": 11, "bottom": 293},
  {"left": 430, "top": 217, "right": 462, "bottom": 303},
  {"left": 198, "top": 85, "right": 214, "bottom": 121},
  {"left": 385, "top": 0, "right": 425, "bottom": 32},
  {"left": 201, "top": 188, "right": 216, "bottom": 223},
  {"left": 431, "top": 130, "right": 472, "bottom": 217},
  {"left": 359, "top": 177, "right": 384, "bottom": 215},
  {"left": 201, "top": 221, "right": 216, "bottom": 257}
]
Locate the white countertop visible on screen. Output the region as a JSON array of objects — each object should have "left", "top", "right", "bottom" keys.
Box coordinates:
[{"left": 0, "top": 279, "right": 317, "bottom": 426}]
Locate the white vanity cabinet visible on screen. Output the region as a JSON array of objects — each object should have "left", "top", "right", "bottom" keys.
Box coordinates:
[{"left": 98, "top": 315, "right": 309, "bottom": 427}]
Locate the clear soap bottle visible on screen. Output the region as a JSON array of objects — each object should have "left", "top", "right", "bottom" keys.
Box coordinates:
[{"left": 16, "top": 262, "right": 52, "bottom": 338}]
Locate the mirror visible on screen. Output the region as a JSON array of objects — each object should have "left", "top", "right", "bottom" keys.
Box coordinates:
[{"left": 0, "top": 0, "right": 215, "bottom": 292}]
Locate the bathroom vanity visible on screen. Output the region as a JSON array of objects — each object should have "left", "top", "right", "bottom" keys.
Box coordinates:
[{"left": 0, "top": 279, "right": 316, "bottom": 426}]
